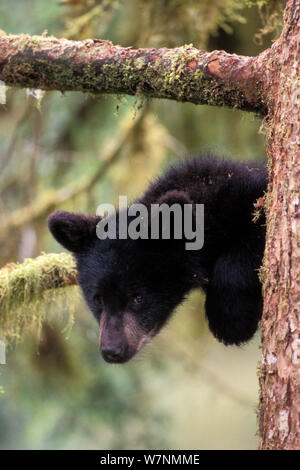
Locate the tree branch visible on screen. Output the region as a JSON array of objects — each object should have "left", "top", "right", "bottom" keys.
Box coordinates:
[
  {"left": 0, "top": 33, "right": 267, "bottom": 114},
  {"left": 0, "top": 253, "right": 77, "bottom": 341}
]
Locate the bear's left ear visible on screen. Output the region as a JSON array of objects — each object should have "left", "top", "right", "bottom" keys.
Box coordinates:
[
  {"left": 144, "top": 190, "right": 195, "bottom": 250},
  {"left": 156, "top": 190, "right": 193, "bottom": 207},
  {"left": 48, "top": 211, "right": 100, "bottom": 253}
]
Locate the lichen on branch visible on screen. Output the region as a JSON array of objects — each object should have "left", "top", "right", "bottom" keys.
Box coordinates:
[
  {"left": 0, "top": 253, "right": 78, "bottom": 342},
  {"left": 0, "top": 33, "right": 267, "bottom": 113}
]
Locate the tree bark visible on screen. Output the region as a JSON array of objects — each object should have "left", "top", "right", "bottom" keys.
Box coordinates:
[
  {"left": 258, "top": 0, "right": 300, "bottom": 450},
  {"left": 0, "top": 0, "right": 299, "bottom": 450},
  {"left": 0, "top": 33, "right": 267, "bottom": 113}
]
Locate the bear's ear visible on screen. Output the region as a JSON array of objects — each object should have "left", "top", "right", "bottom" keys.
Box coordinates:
[
  {"left": 156, "top": 190, "right": 193, "bottom": 207},
  {"left": 144, "top": 190, "right": 195, "bottom": 251},
  {"left": 48, "top": 211, "right": 100, "bottom": 253}
]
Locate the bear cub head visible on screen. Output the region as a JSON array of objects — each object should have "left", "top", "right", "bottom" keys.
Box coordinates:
[{"left": 48, "top": 207, "right": 200, "bottom": 364}]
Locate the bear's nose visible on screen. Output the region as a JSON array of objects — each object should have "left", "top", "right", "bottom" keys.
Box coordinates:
[{"left": 101, "top": 346, "right": 124, "bottom": 363}]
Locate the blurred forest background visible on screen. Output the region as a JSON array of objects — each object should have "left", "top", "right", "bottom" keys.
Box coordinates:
[{"left": 0, "top": 0, "right": 282, "bottom": 450}]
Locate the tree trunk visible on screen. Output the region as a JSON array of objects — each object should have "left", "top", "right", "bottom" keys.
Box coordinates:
[{"left": 258, "top": 0, "right": 300, "bottom": 450}]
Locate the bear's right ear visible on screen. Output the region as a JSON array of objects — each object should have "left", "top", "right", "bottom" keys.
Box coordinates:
[{"left": 48, "top": 211, "right": 100, "bottom": 253}]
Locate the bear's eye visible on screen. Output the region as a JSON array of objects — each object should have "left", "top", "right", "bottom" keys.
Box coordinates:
[{"left": 132, "top": 295, "right": 143, "bottom": 305}]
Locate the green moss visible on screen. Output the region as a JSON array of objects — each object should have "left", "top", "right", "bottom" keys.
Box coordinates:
[
  {"left": 1, "top": 35, "right": 263, "bottom": 112},
  {"left": 134, "top": 57, "right": 146, "bottom": 70},
  {"left": 0, "top": 253, "right": 78, "bottom": 343}
]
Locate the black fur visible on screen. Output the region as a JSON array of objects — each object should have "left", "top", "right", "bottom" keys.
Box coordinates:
[{"left": 48, "top": 156, "right": 267, "bottom": 363}]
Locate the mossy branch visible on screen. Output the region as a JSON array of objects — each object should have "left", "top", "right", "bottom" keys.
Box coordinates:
[
  {"left": 0, "top": 33, "right": 268, "bottom": 114},
  {"left": 0, "top": 253, "right": 77, "bottom": 342}
]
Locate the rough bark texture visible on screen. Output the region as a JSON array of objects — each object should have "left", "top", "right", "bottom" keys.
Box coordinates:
[
  {"left": 0, "top": 0, "right": 299, "bottom": 450},
  {"left": 258, "top": 0, "right": 300, "bottom": 450},
  {"left": 0, "top": 33, "right": 267, "bottom": 113}
]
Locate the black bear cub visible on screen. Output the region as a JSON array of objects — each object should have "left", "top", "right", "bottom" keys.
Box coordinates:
[{"left": 48, "top": 156, "right": 267, "bottom": 364}]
